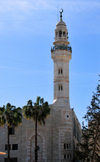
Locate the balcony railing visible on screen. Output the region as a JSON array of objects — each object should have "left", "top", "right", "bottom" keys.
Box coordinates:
[{"left": 51, "top": 45, "right": 72, "bottom": 53}]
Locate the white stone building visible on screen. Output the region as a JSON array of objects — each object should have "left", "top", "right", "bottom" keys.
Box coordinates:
[{"left": 0, "top": 11, "right": 81, "bottom": 162}]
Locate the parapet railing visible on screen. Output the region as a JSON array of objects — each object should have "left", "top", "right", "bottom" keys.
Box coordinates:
[{"left": 51, "top": 45, "right": 72, "bottom": 52}]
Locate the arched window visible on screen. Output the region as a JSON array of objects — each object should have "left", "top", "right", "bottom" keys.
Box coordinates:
[
  {"left": 64, "top": 154, "right": 66, "bottom": 159},
  {"left": 58, "top": 85, "right": 60, "bottom": 91},
  {"left": 63, "top": 31, "right": 65, "bottom": 36},
  {"left": 58, "top": 84, "right": 63, "bottom": 91},
  {"left": 58, "top": 69, "right": 60, "bottom": 74},
  {"left": 64, "top": 143, "right": 71, "bottom": 150},
  {"left": 58, "top": 68, "right": 63, "bottom": 75},
  {"left": 64, "top": 153, "right": 71, "bottom": 160},
  {"left": 61, "top": 85, "right": 63, "bottom": 91},
  {"left": 59, "top": 30, "right": 62, "bottom": 37},
  {"left": 61, "top": 68, "right": 63, "bottom": 74},
  {"left": 64, "top": 143, "right": 66, "bottom": 149},
  {"left": 67, "top": 154, "right": 71, "bottom": 159}
]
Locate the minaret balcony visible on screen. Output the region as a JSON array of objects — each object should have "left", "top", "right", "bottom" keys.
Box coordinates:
[{"left": 51, "top": 45, "right": 72, "bottom": 53}]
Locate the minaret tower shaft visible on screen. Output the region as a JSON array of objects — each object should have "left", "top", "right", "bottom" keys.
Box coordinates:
[{"left": 51, "top": 10, "right": 72, "bottom": 106}]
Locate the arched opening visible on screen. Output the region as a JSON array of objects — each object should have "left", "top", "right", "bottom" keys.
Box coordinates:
[
  {"left": 58, "top": 85, "right": 60, "bottom": 91},
  {"left": 59, "top": 30, "right": 62, "bottom": 37},
  {"left": 58, "top": 69, "right": 60, "bottom": 74},
  {"left": 27, "top": 134, "right": 46, "bottom": 162},
  {"left": 61, "top": 85, "right": 63, "bottom": 91},
  {"left": 58, "top": 84, "right": 63, "bottom": 91},
  {"left": 58, "top": 68, "right": 63, "bottom": 75},
  {"left": 63, "top": 31, "right": 66, "bottom": 37},
  {"left": 61, "top": 68, "right": 63, "bottom": 74}
]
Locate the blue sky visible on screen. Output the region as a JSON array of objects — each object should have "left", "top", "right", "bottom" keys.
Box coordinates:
[{"left": 0, "top": 0, "right": 100, "bottom": 124}]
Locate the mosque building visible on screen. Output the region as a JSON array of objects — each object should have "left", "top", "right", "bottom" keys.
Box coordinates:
[{"left": 0, "top": 10, "right": 81, "bottom": 162}]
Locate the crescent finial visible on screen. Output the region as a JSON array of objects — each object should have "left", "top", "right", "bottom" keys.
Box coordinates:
[{"left": 59, "top": 9, "right": 63, "bottom": 21}]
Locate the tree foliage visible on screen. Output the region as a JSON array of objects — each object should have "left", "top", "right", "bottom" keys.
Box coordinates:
[
  {"left": 0, "top": 103, "right": 22, "bottom": 161},
  {"left": 23, "top": 96, "right": 50, "bottom": 124},
  {"left": 23, "top": 96, "right": 50, "bottom": 162},
  {"left": 76, "top": 80, "right": 100, "bottom": 162},
  {"left": 0, "top": 103, "right": 22, "bottom": 127}
]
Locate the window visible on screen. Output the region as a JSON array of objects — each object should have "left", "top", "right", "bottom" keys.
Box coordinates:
[
  {"left": 12, "top": 144, "right": 18, "bottom": 150},
  {"left": 9, "top": 126, "right": 15, "bottom": 135},
  {"left": 5, "top": 158, "right": 17, "bottom": 162},
  {"left": 58, "top": 69, "right": 60, "bottom": 74},
  {"left": 58, "top": 85, "right": 60, "bottom": 91},
  {"left": 63, "top": 154, "right": 71, "bottom": 160},
  {"left": 63, "top": 31, "right": 65, "bottom": 36},
  {"left": 61, "top": 85, "right": 63, "bottom": 90},
  {"left": 64, "top": 143, "right": 66, "bottom": 149},
  {"left": 64, "top": 143, "right": 71, "bottom": 149},
  {"left": 64, "top": 154, "right": 66, "bottom": 159},
  {"left": 5, "top": 144, "right": 11, "bottom": 150},
  {"left": 58, "top": 68, "right": 63, "bottom": 75},
  {"left": 58, "top": 85, "right": 63, "bottom": 91},
  {"left": 67, "top": 154, "right": 71, "bottom": 159},
  {"left": 59, "top": 30, "right": 62, "bottom": 37},
  {"left": 61, "top": 69, "right": 63, "bottom": 74}
]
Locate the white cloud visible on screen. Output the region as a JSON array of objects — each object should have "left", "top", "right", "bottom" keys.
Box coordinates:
[
  {"left": 56, "top": 0, "right": 100, "bottom": 13},
  {"left": 0, "top": 0, "right": 100, "bottom": 16},
  {"left": 0, "top": 0, "right": 53, "bottom": 13},
  {"left": 0, "top": 0, "right": 100, "bottom": 34},
  {"left": 0, "top": 0, "right": 100, "bottom": 13}
]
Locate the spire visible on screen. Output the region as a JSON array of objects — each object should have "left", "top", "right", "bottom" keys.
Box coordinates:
[{"left": 59, "top": 9, "right": 63, "bottom": 21}]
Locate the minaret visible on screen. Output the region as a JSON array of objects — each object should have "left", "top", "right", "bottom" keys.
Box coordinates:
[{"left": 51, "top": 9, "right": 72, "bottom": 107}]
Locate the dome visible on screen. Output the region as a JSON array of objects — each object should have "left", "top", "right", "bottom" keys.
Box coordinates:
[{"left": 56, "top": 21, "right": 66, "bottom": 27}]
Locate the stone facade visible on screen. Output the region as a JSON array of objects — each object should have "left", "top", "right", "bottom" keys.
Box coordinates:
[{"left": 0, "top": 12, "right": 81, "bottom": 162}]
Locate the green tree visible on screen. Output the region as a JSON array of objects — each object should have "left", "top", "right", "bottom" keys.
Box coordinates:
[
  {"left": 75, "top": 124, "right": 90, "bottom": 162},
  {"left": 76, "top": 80, "right": 100, "bottom": 162},
  {"left": 23, "top": 96, "right": 50, "bottom": 162},
  {"left": 0, "top": 103, "right": 22, "bottom": 162}
]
